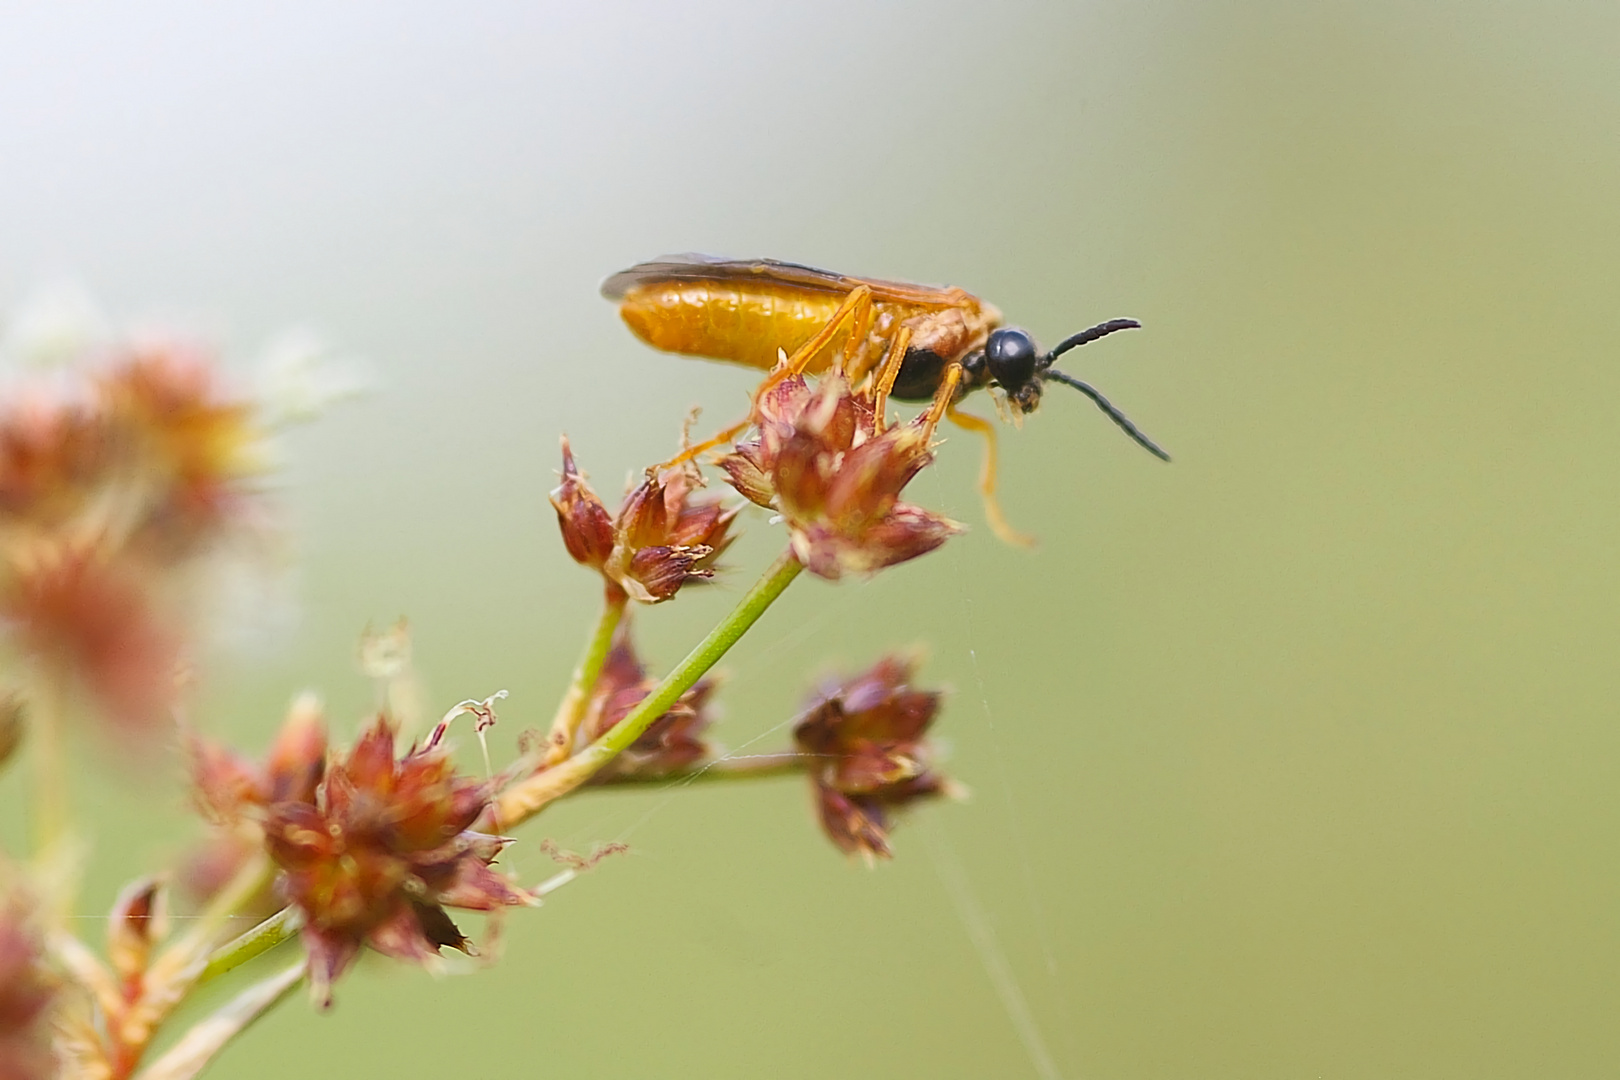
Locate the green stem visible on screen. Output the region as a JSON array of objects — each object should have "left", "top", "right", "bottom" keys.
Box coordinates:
[
  {"left": 200, "top": 906, "right": 302, "bottom": 985},
  {"left": 543, "top": 589, "right": 627, "bottom": 764},
  {"left": 163, "top": 855, "right": 274, "bottom": 969},
  {"left": 587, "top": 752, "right": 809, "bottom": 788},
  {"left": 29, "top": 663, "right": 68, "bottom": 860},
  {"left": 499, "top": 548, "right": 804, "bottom": 826}
]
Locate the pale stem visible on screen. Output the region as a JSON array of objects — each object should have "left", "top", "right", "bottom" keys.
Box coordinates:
[
  {"left": 498, "top": 548, "right": 804, "bottom": 826},
  {"left": 29, "top": 661, "right": 69, "bottom": 860},
  {"left": 543, "top": 590, "right": 627, "bottom": 765},
  {"left": 132, "top": 960, "right": 305, "bottom": 1080}
]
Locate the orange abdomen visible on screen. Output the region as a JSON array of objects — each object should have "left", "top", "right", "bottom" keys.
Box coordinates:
[{"left": 618, "top": 282, "right": 917, "bottom": 374}]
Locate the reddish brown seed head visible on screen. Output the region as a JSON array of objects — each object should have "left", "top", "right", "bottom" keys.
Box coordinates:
[
  {"left": 793, "top": 655, "right": 949, "bottom": 860},
  {"left": 262, "top": 715, "right": 531, "bottom": 1006}
]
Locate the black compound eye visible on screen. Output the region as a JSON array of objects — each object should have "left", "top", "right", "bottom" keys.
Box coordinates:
[{"left": 984, "top": 328, "right": 1038, "bottom": 391}]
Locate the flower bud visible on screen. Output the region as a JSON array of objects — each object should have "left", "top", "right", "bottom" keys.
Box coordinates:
[
  {"left": 107, "top": 877, "right": 168, "bottom": 985},
  {"left": 550, "top": 437, "right": 616, "bottom": 571}
]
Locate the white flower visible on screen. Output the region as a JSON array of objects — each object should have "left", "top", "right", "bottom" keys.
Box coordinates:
[{"left": 0, "top": 280, "right": 111, "bottom": 373}]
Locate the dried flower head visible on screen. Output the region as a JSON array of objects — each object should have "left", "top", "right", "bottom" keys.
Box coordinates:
[
  {"left": 551, "top": 438, "right": 738, "bottom": 603},
  {"left": 263, "top": 716, "right": 532, "bottom": 1006},
  {"left": 720, "top": 375, "right": 960, "bottom": 580},
  {"left": 581, "top": 620, "right": 716, "bottom": 779},
  {"left": 793, "top": 655, "right": 950, "bottom": 860},
  {"left": 0, "top": 893, "right": 58, "bottom": 1080}
]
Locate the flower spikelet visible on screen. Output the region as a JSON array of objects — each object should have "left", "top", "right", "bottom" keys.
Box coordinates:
[
  {"left": 551, "top": 437, "right": 738, "bottom": 603},
  {"left": 581, "top": 620, "right": 715, "bottom": 779},
  {"left": 719, "top": 375, "right": 960, "bottom": 580},
  {"left": 263, "top": 715, "right": 532, "bottom": 1006},
  {"left": 793, "top": 655, "right": 949, "bottom": 860}
]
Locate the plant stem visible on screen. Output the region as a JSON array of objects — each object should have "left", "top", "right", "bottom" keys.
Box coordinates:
[
  {"left": 498, "top": 547, "right": 804, "bottom": 826},
  {"left": 543, "top": 589, "right": 626, "bottom": 765},
  {"left": 586, "top": 752, "right": 810, "bottom": 787},
  {"left": 29, "top": 662, "right": 69, "bottom": 860},
  {"left": 200, "top": 906, "right": 302, "bottom": 985}
]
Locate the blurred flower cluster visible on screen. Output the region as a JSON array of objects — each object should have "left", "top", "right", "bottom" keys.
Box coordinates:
[{"left": 0, "top": 337, "right": 267, "bottom": 731}]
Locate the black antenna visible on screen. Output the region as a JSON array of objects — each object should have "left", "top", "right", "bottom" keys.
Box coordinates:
[
  {"left": 1043, "top": 369, "right": 1172, "bottom": 462},
  {"left": 1044, "top": 318, "right": 1141, "bottom": 362}
]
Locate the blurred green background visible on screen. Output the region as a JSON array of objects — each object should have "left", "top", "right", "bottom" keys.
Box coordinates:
[{"left": 4, "top": 2, "right": 1620, "bottom": 1076}]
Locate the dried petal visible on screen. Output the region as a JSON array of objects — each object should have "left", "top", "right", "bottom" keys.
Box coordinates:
[{"left": 264, "top": 693, "right": 327, "bottom": 805}]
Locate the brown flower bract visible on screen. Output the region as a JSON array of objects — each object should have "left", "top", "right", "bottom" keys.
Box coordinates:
[{"left": 793, "top": 655, "right": 948, "bottom": 860}]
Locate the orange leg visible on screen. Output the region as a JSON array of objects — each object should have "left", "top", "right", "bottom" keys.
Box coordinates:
[
  {"left": 654, "top": 417, "right": 753, "bottom": 470},
  {"left": 922, "top": 362, "right": 963, "bottom": 436},
  {"left": 946, "top": 404, "right": 1036, "bottom": 549},
  {"left": 656, "top": 285, "right": 879, "bottom": 470},
  {"left": 756, "top": 284, "right": 874, "bottom": 394},
  {"left": 869, "top": 325, "right": 912, "bottom": 435},
  {"left": 844, "top": 294, "right": 878, "bottom": 381}
]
